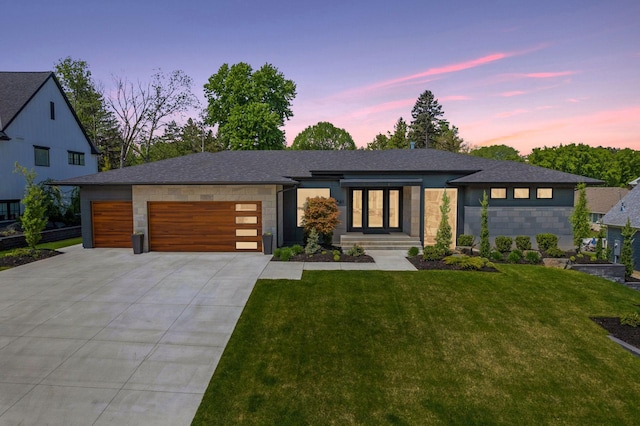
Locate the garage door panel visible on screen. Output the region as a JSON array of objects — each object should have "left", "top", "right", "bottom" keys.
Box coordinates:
[
  {"left": 148, "top": 201, "right": 262, "bottom": 252},
  {"left": 92, "top": 201, "right": 133, "bottom": 248}
]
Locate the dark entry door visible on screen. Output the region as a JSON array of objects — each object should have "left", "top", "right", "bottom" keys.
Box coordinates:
[{"left": 350, "top": 188, "right": 401, "bottom": 233}]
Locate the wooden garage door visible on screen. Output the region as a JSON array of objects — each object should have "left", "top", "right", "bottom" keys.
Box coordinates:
[
  {"left": 91, "top": 201, "right": 133, "bottom": 248},
  {"left": 148, "top": 201, "right": 262, "bottom": 252}
]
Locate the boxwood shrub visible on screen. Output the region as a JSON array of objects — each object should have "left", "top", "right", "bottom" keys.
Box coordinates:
[{"left": 495, "top": 236, "right": 513, "bottom": 253}]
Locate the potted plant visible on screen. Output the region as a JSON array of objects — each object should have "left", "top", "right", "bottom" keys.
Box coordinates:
[
  {"left": 262, "top": 232, "right": 273, "bottom": 255},
  {"left": 131, "top": 231, "right": 144, "bottom": 254}
]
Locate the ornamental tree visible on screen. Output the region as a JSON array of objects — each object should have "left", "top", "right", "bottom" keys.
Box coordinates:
[
  {"left": 621, "top": 218, "right": 636, "bottom": 278},
  {"left": 302, "top": 196, "right": 340, "bottom": 245},
  {"left": 14, "top": 163, "right": 48, "bottom": 250},
  {"left": 435, "top": 190, "right": 452, "bottom": 253},
  {"left": 479, "top": 191, "right": 490, "bottom": 258},
  {"left": 570, "top": 182, "right": 591, "bottom": 252}
]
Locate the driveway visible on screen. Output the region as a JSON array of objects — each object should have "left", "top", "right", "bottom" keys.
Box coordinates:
[{"left": 0, "top": 245, "right": 271, "bottom": 425}]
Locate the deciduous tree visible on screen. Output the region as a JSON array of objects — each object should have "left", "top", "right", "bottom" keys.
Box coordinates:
[
  {"left": 469, "top": 144, "right": 523, "bottom": 162},
  {"left": 13, "top": 164, "right": 47, "bottom": 250},
  {"left": 291, "top": 122, "right": 355, "bottom": 150},
  {"left": 204, "top": 62, "right": 296, "bottom": 150}
]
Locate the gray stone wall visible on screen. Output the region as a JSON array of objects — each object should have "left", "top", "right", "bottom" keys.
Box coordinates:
[{"left": 464, "top": 206, "right": 573, "bottom": 249}]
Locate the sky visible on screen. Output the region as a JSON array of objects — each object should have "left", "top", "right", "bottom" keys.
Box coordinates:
[{"left": 4, "top": 0, "right": 639, "bottom": 154}]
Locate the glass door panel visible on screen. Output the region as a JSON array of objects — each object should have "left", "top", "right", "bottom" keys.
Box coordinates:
[
  {"left": 389, "top": 189, "right": 400, "bottom": 229},
  {"left": 368, "top": 190, "right": 384, "bottom": 228},
  {"left": 352, "top": 190, "right": 363, "bottom": 228}
]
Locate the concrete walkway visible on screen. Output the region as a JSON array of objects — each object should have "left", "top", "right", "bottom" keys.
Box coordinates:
[
  {"left": 0, "top": 246, "right": 271, "bottom": 426},
  {"left": 259, "top": 249, "right": 416, "bottom": 280}
]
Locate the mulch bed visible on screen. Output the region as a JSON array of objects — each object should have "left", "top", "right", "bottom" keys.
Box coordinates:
[
  {"left": 591, "top": 317, "right": 640, "bottom": 350},
  {"left": 406, "top": 255, "right": 499, "bottom": 272},
  {"left": 0, "top": 249, "right": 62, "bottom": 268},
  {"left": 273, "top": 253, "right": 375, "bottom": 263}
]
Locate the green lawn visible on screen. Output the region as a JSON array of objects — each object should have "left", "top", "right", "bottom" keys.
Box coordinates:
[{"left": 193, "top": 265, "right": 640, "bottom": 425}]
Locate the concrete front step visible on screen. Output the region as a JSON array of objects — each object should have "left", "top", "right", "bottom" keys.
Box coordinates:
[{"left": 339, "top": 234, "right": 422, "bottom": 251}]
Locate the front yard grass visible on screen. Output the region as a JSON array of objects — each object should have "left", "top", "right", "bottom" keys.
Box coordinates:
[{"left": 193, "top": 265, "right": 640, "bottom": 425}]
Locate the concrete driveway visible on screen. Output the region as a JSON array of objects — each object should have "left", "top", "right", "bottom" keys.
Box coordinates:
[{"left": 0, "top": 245, "right": 271, "bottom": 425}]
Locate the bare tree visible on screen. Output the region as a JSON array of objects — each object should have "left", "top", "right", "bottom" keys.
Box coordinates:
[{"left": 107, "top": 70, "right": 198, "bottom": 168}]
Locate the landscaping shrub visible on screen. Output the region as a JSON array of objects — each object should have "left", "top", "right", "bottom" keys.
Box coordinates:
[
  {"left": 570, "top": 182, "right": 591, "bottom": 252},
  {"left": 479, "top": 191, "right": 490, "bottom": 258},
  {"left": 491, "top": 250, "right": 503, "bottom": 261},
  {"left": 273, "top": 248, "right": 282, "bottom": 258},
  {"left": 536, "top": 233, "right": 559, "bottom": 251},
  {"left": 422, "top": 246, "right": 446, "bottom": 261},
  {"left": 507, "top": 249, "right": 523, "bottom": 263},
  {"left": 621, "top": 218, "right": 636, "bottom": 278},
  {"left": 302, "top": 196, "right": 339, "bottom": 245},
  {"left": 443, "top": 255, "right": 493, "bottom": 270},
  {"left": 545, "top": 247, "right": 566, "bottom": 258},
  {"left": 346, "top": 244, "right": 365, "bottom": 257},
  {"left": 14, "top": 164, "right": 47, "bottom": 250},
  {"left": 620, "top": 312, "right": 640, "bottom": 327},
  {"left": 305, "top": 228, "right": 321, "bottom": 255},
  {"left": 407, "top": 246, "right": 420, "bottom": 257},
  {"left": 278, "top": 247, "right": 293, "bottom": 261},
  {"left": 525, "top": 251, "right": 541, "bottom": 264},
  {"left": 435, "top": 190, "right": 452, "bottom": 251},
  {"left": 291, "top": 244, "right": 304, "bottom": 255},
  {"left": 495, "top": 236, "right": 513, "bottom": 253},
  {"left": 595, "top": 228, "right": 606, "bottom": 260},
  {"left": 515, "top": 235, "right": 532, "bottom": 251},
  {"left": 457, "top": 234, "right": 475, "bottom": 247}
]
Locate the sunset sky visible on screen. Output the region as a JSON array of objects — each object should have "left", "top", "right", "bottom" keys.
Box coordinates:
[{"left": 5, "top": 0, "right": 639, "bottom": 154}]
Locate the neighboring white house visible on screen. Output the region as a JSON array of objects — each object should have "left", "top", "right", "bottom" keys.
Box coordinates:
[{"left": 0, "top": 72, "right": 99, "bottom": 222}]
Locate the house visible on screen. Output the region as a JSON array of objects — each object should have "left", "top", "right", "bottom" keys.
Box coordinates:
[
  {"left": 576, "top": 187, "right": 628, "bottom": 230},
  {"left": 629, "top": 177, "right": 639, "bottom": 188},
  {"left": 56, "top": 149, "right": 602, "bottom": 253},
  {"left": 602, "top": 185, "right": 640, "bottom": 271},
  {"left": 0, "top": 72, "right": 99, "bottom": 223}
]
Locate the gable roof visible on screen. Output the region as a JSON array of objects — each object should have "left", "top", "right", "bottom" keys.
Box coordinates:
[
  {"left": 0, "top": 71, "right": 99, "bottom": 154},
  {"left": 55, "top": 149, "right": 604, "bottom": 187},
  {"left": 577, "top": 187, "right": 629, "bottom": 215},
  {"left": 602, "top": 184, "right": 640, "bottom": 228}
]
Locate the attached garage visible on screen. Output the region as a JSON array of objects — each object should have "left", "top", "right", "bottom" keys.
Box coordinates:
[
  {"left": 148, "top": 201, "right": 262, "bottom": 252},
  {"left": 91, "top": 201, "right": 133, "bottom": 248}
]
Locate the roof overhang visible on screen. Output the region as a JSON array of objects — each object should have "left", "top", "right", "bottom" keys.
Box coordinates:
[{"left": 339, "top": 178, "right": 422, "bottom": 187}]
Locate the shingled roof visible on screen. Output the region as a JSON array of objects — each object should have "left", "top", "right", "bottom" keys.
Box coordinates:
[
  {"left": 56, "top": 149, "right": 604, "bottom": 186},
  {"left": 0, "top": 72, "right": 51, "bottom": 131},
  {"left": 602, "top": 185, "right": 640, "bottom": 228}
]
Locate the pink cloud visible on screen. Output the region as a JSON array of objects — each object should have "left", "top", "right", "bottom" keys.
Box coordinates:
[
  {"left": 495, "top": 109, "right": 528, "bottom": 118},
  {"left": 536, "top": 105, "right": 556, "bottom": 110},
  {"left": 500, "top": 90, "right": 527, "bottom": 97},
  {"left": 523, "top": 71, "right": 577, "bottom": 78},
  {"left": 349, "top": 98, "right": 415, "bottom": 118},
  {"left": 440, "top": 95, "right": 471, "bottom": 102}
]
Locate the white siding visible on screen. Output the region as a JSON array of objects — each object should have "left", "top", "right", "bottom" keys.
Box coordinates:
[{"left": 0, "top": 77, "right": 98, "bottom": 202}]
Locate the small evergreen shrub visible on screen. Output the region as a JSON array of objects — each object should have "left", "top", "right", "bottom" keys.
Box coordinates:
[
  {"left": 507, "top": 249, "right": 523, "bottom": 263},
  {"left": 525, "top": 251, "right": 541, "bottom": 264},
  {"left": 545, "top": 247, "right": 565, "bottom": 258},
  {"left": 407, "top": 246, "right": 420, "bottom": 257},
  {"left": 305, "top": 228, "right": 322, "bottom": 255},
  {"left": 279, "top": 247, "right": 293, "bottom": 261},
  {"left": 273, "top": 248, "right": 282, "bottom": 258},
  {"left": 291, "top": 244, "right": 304, "bottom": 255},
  {"left": 444, "top": 255, "right": 493, "bottom": 271},
  {"left": 495, "top": 236, "right": 513, "bottom": 253},
  {"left": 515, "top": 235, "right": 532, "bottom": 251},
  {"left": 333, "top": 253, "right": 341, "bottom": 261},
  {"left": 346, "top": 244, "right": 365, "bottom": 257},
  {"left": 570, "top": 256, "right": 576, "bottom": 262},
  {"left": 491, "top": 250, "right": 504, "bottom": 261},
  {"left": 536, "top": 233, "right": 559, "bottom": 251},
  {"left": 457, "top": 234, "right": 475, "bottom": 247},
  {"left": 422, "top": 246, "right": 446, "bottom": 261},
  {"left": 620, "top": 312, "right": 640, "bottom": 327}
]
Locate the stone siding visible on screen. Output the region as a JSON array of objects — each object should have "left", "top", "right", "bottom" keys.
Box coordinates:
[{"left": 132, "top": 185, "right": 279, "bottom": 252}]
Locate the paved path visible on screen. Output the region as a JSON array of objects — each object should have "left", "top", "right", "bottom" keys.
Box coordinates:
[
  {"left": 0, "top": 246, "right": 271, "bottom": 426},
  {"left": 259, "top": 249, "right": 416, "bottom": 280}
]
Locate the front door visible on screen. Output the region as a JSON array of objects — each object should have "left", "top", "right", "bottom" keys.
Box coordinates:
[{"left": 350, "top": 188, "right": 401, "bottom": 233}]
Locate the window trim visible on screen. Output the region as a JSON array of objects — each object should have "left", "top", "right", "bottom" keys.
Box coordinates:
[
  {"left": 536, "top": 188, "right": 553, "bottom": 199},
  {"left": 34, "top": 145, "right": 50, "bottom": 167},
  {"left": 490, "top": 187, "right": 507, "bottom": 199},
  {"left": 67, "top": 151, "right": 85, "bottom": 166},
  {"left": 513, "top": 188, "right": 530, "bottom": 199}
]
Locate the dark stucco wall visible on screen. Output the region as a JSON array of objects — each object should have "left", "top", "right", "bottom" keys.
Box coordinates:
[{"left": 80, "top": 185, "right": 132, "bottom": 248}]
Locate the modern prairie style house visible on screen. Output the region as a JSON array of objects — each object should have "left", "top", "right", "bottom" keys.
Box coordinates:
[
  {"left": 56, "top": 149, "right": 602, "bottom": 253},
  {"left": 0, "top": 72, "right": 99, "bottom": 223},
  {"left": 602, "top": 184, "right": 640, "bottom": 271}
]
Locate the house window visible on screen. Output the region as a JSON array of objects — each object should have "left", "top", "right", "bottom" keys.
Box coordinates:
[
  {"left": 50, "top": 102, "right": 55, "bottom": 120},
  {"left": 537, "top": 188, "right": 553, "bottom": 199},
  {"left": 490, "top": 188, "right": 507, "bottom": 199},
  {"left": 34, "top": 146, "right": 50, "bottom": 167},
  {"left": 0, "top": 200, "right": 20, "bottom": 221},
  {"left": 68, "top": 151, "right": 85, "bottom": 166},
  {"left": 297, "top": 188, "right": 330, "bottom": 226},
  {"left": 514, "top": 188, "right": 530, "bottom": 199}
]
